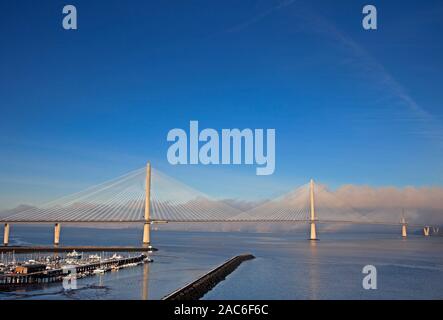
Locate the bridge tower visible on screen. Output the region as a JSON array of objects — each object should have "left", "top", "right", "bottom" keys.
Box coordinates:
[
  {"left": 401, "top": 215, "right": 407, "bottom": 238},
  {"left": 143, "top": 162, "right": 152, "bottom": 247},
  {"left": 309, "top": 179, "right": 318, "bottom": 240},
  {"left": 423, "top": 226, "right": 430, "bottom": 237}
]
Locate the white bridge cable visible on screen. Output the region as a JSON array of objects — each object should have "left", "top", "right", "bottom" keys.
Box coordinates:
[
  {"left": 89, "top": 185, "right": 142, "bottom": 221},
  {"left": 47, "top": 171, "right": 145, "bottom": 221},
  {"left": 1, "top": 164, "right": 407, "bottom": 225},
  {"left": 93, "top": 180, "right": 144, "bottom": 221},
  {"left": 130, "top": 187, "right": 146, "bottom": 221},
  {"left": 152, "top": 190, "right": 237, "bottom": 221},
  {"left": 109, "top": 186, "right": 144, "bottom": 221},
  {"left": 153, "top": 189, "right": 206, "bottom": 221},
  {"left": 314, "top": 183, "right": 381, "bottom": 224},
  {"left": 98, "top": 179, "right": 145, "bottom": 221},
  {"left": 150, "top": 168, "right": 244, "bottom": 221},
  {"left": 128, "top": 190, "right": 144, "bottom": 221},
  {"left": 163, "top": 196, "right": 211, "bottom": 221},
  {"left": 0, "top": 167, "right": 146, "bottom": 222},
  {"left": 50, "top": 182, "right": 137, "bottom": 221},
  {"left": 238, "top": 184, "right": 311, "bottom": 221},
  {"left": 4, "top": 168, "right": 145, "bottom": 221},
  {"left": 1, "top": 171, "right": 126, "bottom": 221}
]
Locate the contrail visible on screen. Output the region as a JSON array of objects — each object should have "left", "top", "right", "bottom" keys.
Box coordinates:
[
  {"left": 299, "top": 7, "right": 443, "bottom": 144},
  {"left": 212, "top": 1, "right": 443, "bottom": 144},
  {"left": 225, "top": 0, "right": 297, "bottom": 33}
]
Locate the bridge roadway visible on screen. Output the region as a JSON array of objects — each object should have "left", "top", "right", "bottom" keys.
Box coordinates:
[
  {"left": 0, "top": 219, "right": 425, "bottom": 253},
  {"left": 0, "top": 219, "right": 416, "bottom": 226}
]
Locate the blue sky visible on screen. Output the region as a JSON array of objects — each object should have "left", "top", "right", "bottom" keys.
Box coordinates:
[{"left": 1, "top": 0, "right": 443, "bottom": 209}]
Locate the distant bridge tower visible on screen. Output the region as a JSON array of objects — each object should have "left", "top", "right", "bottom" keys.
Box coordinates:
[
  {"left": 423, "top": 226, "right": 430, "bottom": 237},
  {"left": 309, "top": 179, "right": 318, "bottom": 240},
  {"left": 143, "top": 162, "right": 152, "bottom": 247},
  {"left": 401, "top": 215, "right": 407, "bottom": 238}
]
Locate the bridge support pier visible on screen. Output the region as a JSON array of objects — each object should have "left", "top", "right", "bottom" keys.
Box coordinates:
[
  {"left": 400, "top": 214, "right": 408, "bottom": 238},
  {"left": 423, "top": 226, "right": 430, "bottom": 237},
  {"left": 54, "top": 223, "right": 61, "bottom": 245},
  {"left": 3, "top": 223, "right": 10, "bottom": 246},
  {"left": 143, "top": 222, "right": 151, "bottom": 246},
  {"left": 143, "top": 162, "right": 152, "bottom": 248},
  {"left": 310, "top": 222, "right": 317, "bottom": 241},
  {"left": 401, "top": 223, "right": 407, "bottom": 238},
  {"left": 309, "top": 179, "right": 318, "bottom": 240}
]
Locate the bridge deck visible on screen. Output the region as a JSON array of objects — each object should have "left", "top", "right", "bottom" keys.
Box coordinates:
[{"left": 0, "top": 219, "right": 421, "bottom": 227}]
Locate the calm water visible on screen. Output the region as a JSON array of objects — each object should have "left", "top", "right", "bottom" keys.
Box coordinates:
[{"left": 0, "top": 225, "right": 442, "bottom": 300}]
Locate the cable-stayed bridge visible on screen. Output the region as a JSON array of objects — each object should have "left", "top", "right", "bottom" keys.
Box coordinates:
[{"left": 0, "top": 163, "right": 436, "bottom": 248}]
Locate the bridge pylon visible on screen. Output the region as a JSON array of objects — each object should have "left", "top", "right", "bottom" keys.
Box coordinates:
[
  {"left": 423, "top": 226, "right": 430, "bottom": 237},
  {"left": 143, "top": 162, "right": 152, "bottom": 247},
  {"left": 401, "top": 215, "right": 407, "bottom": 238},
  {"left": 309, "top": 179, "right": 318, "bottom": 241}
]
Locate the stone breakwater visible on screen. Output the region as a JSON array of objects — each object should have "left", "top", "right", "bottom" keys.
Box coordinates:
[{"left": 163, "top": 253, "right": 255, "bottom": 300}]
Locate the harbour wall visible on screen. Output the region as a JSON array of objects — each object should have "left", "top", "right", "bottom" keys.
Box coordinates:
[{"left": 162, "top": 253, "right": 255, "bottom": 300}]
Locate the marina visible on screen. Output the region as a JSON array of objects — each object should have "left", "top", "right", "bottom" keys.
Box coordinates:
[{"left": 0, "top": 250, "right": 152, "bottom": 288}]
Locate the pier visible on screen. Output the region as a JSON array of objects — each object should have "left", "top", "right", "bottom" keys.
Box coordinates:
[
  {"left": 162, "top": 253, "right": 255, "bottom": 300},
  {"left": 0, "top": 246, "right": 158, "bottom": 253}
]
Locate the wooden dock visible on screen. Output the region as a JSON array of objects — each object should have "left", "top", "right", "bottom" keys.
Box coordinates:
[
  {"left": 162, "top": 253, "right": 255, "bottom": 300},
  {"left": 0, "top": 246, "right": 158, "bottom": 253}
]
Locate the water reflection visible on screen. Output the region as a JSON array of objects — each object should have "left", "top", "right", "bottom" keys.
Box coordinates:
[
  {"left": 141, "top": 262, "right": 150, "bottom": 300},
  {"left": 98, "top": 274, "right": 104, "bottom": 287},
  {"left": 308, "top": 240, "right": 320, "bottom": 300}
]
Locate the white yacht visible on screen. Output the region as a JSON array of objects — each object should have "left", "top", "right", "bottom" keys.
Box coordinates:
[
  {"left": 110, "top": 254, "right": 122, "bottom": 260},
  {"left": 66, "top": 250, "right": 82, "bottom": 259},
  {"left": 88, "top": 254, "right": 101, "bottom": 261},
  {"left": 93, "top": 268, "right": 105, "bottom": 274}
]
